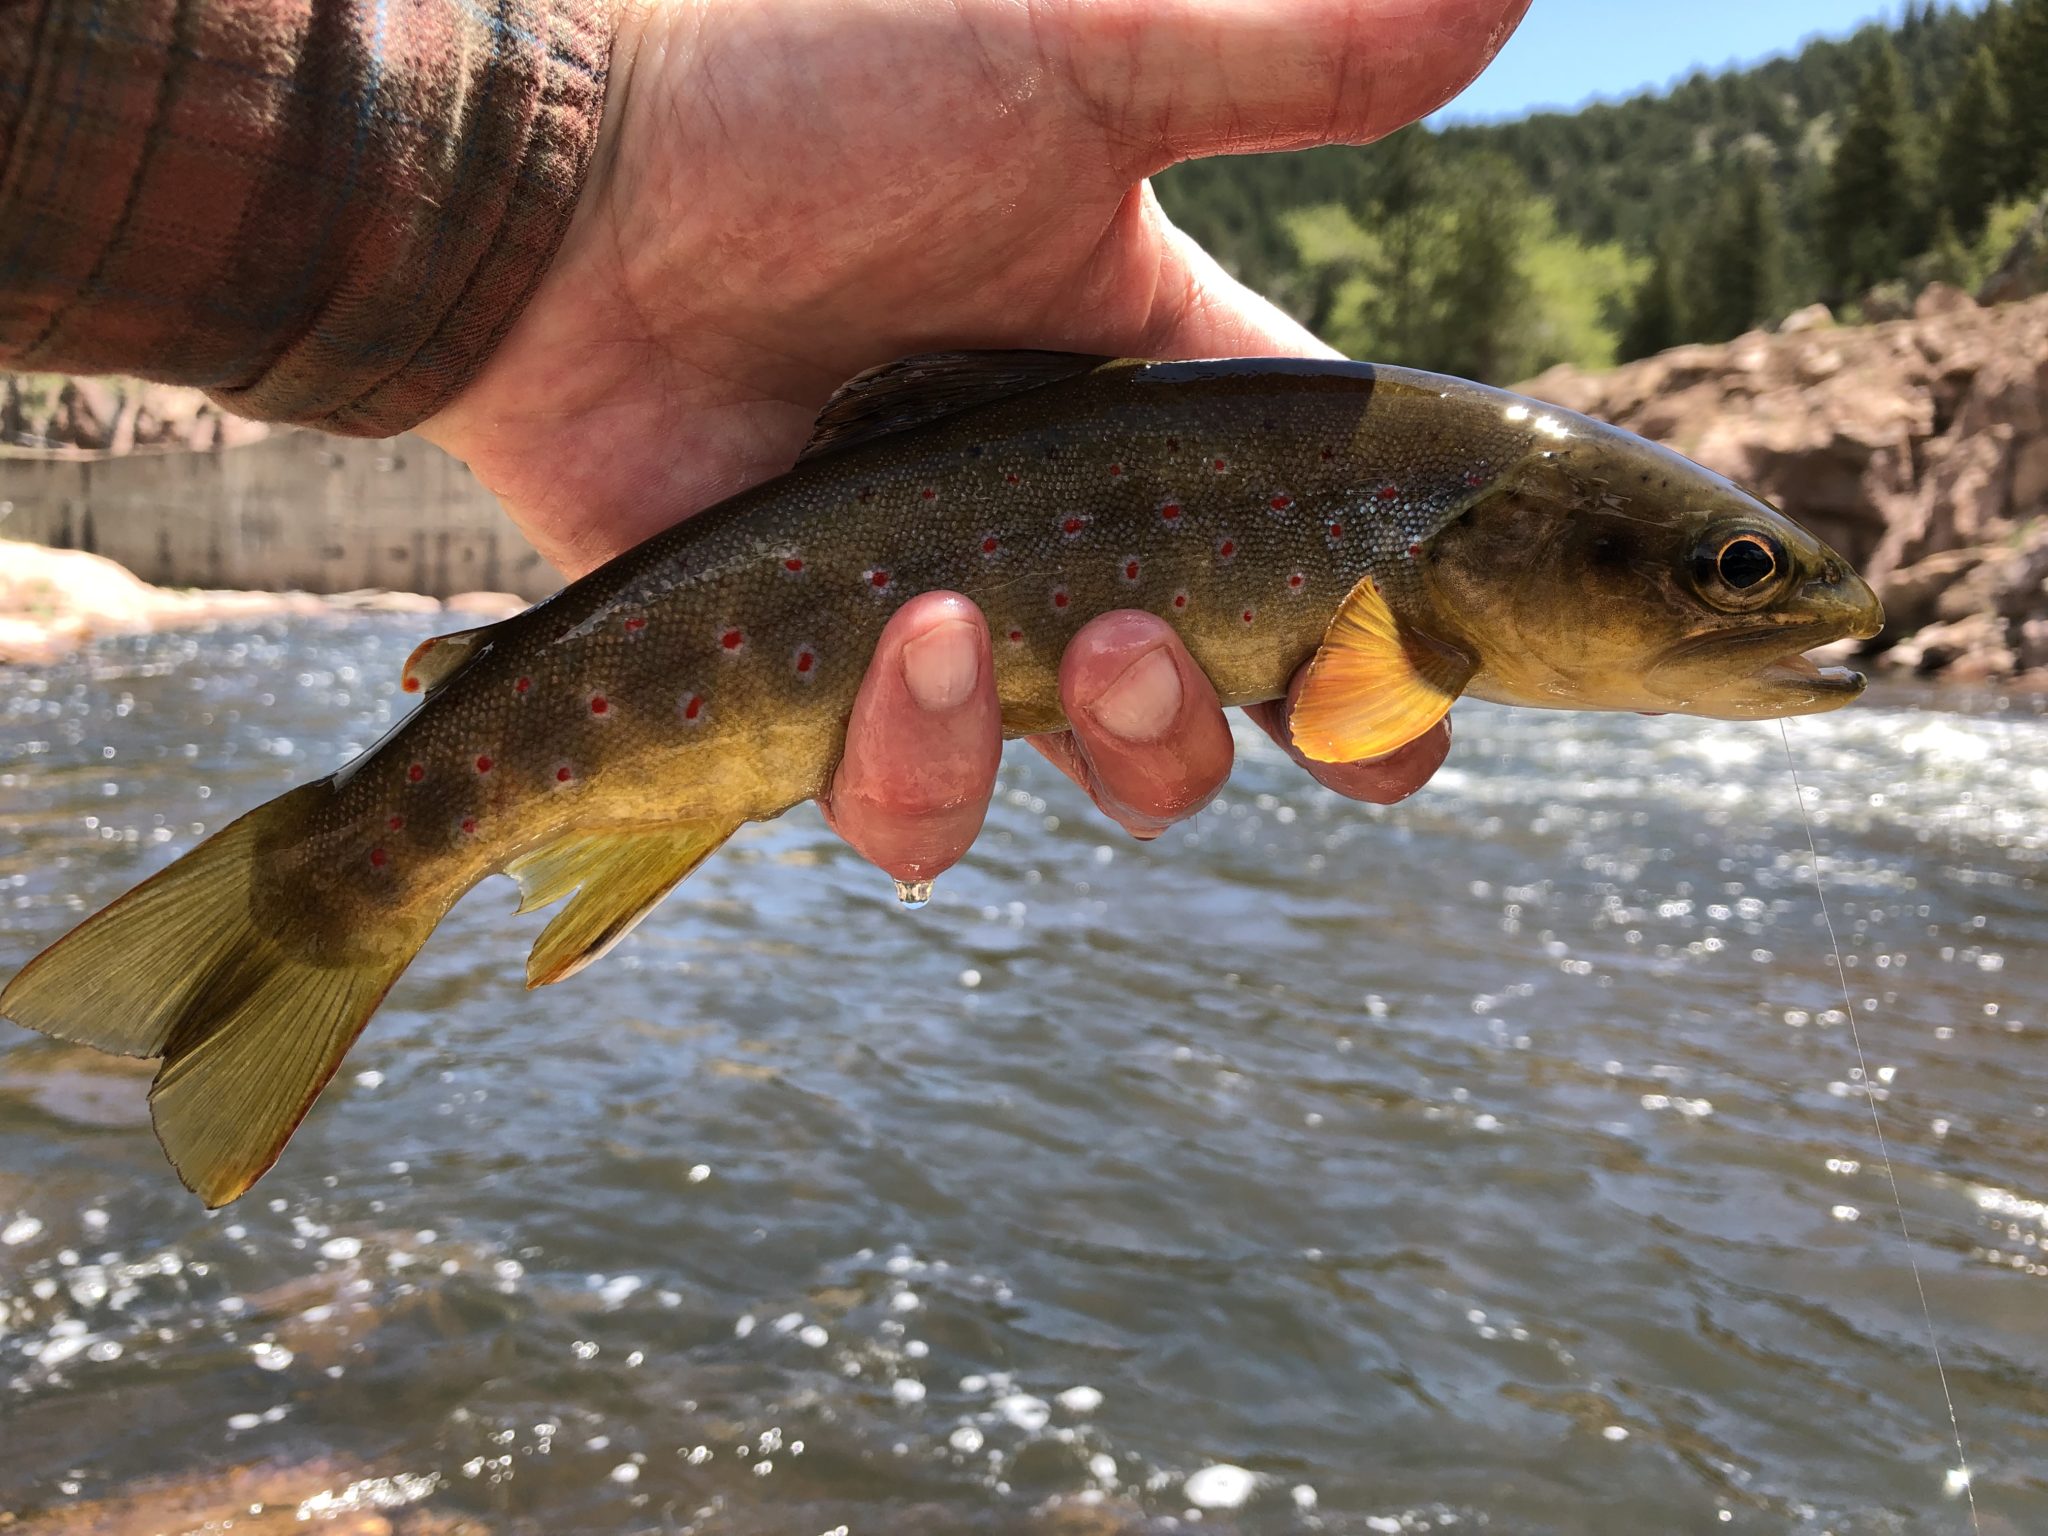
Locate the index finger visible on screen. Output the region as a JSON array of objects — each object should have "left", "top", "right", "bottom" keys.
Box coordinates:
[{"left": 1244, "top": 665, "right": 1451, "bottom": 804}]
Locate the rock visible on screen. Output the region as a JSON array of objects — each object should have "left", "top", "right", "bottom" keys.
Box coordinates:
[
  {"left": 1778, "top": 302, "right": 1835, "bottom": 334},
  {"left": 325, "top": 589, "right": 444, "bottom": 614},
  {"left": 443, "top": 590, "right": 527, "bottom": 619},
  {"left": 2020, "top": 617, "right": 2048, "bottom": 672},
  {"left": 0, "top": 542, "right": 439, "bottom": 664},
  {"left": 1914, "top": 281, "right": 1977, "bottom": 318},
  {"left": 1880, "top": 612, "right": 2016, "bottom": 680},
  {"left": 1, "top": 373, "right": 266, "bottom": 453}
]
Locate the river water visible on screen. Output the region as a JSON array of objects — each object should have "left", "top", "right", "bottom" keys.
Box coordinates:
[{"left": 0, "top": 617, "right": 2043, "bottom": 1535}]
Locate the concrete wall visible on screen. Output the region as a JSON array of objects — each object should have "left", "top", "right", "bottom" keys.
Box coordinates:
[{"left": 0, "top": 431, "right": 562, "bottom": 600}]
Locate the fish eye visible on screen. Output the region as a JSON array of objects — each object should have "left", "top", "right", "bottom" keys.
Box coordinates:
[{"left": 1692, "top": 529, "right": 1786, "bottom": 606}]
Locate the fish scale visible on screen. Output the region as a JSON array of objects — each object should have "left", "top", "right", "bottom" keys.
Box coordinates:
[{"left": 0, "top": 351, "right": 1883, "bottom": 1206}]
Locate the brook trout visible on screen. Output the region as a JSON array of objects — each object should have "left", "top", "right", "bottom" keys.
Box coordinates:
[{"left": 0, "top": 353, "right": 1884, "bottom": 1205}]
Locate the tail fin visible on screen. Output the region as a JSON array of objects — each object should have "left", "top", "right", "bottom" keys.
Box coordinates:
[{"left": 0, "top": 783, "right": 436, "bottom": 1207}]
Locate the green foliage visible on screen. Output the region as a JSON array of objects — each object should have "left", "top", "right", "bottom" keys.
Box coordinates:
[
  {"left": 1620, "top": 244, "right": 1685, "bottom": 362},
  {"left": 1938, "top": 46, "right": 2011, "bottom": 241},
  {"left": 1691, "top": 156, "right": 1788, "bottom": 341},
  {"left": 1284, "top": 151, "right": 1639, "bottom": 384},
  {"left": 1151, "top": 2, "right": 2035, "bottom": 378},
  {"left": 2001, "top": 0, "right": 2048, "bottom": 193},
  {"left": 1822, "top": 37, "right": 1927, "bottom": 298}
]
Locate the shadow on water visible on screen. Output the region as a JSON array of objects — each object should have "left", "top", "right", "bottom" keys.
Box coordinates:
[{"left": 1, "top": 620, "right": 2045, "bottom": 1534}]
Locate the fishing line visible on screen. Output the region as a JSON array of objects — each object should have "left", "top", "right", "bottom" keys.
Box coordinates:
[{"left": 1780, "top": 720, "right": 1978, "bottom": 1533}]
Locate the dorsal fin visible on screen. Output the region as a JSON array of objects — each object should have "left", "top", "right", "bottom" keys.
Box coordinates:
[
  {"left": 798, "top": 350, "right": 1114, "bottom": 463},
  {"left": 400, "top": 626, "right": 490, "bottom": 698}
]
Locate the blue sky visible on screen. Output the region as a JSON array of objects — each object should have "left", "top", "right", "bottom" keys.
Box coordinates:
[{"left": 1436, "top": 1, "right": 1949, "bottom": 122}]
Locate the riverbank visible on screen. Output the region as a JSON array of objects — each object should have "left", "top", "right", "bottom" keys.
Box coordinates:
[{"left": 0, "top": 541, "right": 521, "bottom": 665}]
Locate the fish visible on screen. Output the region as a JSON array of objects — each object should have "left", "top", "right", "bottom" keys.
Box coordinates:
[{"left": 0, "top": 352, "right": 1885, "bottom": 1206}]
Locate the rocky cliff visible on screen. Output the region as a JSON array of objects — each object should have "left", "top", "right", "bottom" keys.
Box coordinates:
[{"left": 1524, "top": 289, "right": 2048, "bottom": 684}]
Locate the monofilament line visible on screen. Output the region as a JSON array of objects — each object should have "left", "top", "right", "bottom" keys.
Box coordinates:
[{"left": 1781, "top": 720, "right": 1978, "bottom": 1532}]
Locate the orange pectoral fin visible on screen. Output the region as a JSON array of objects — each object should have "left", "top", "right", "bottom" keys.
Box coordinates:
[{"left": 1288, "top": 574, "right": 1475, "bottom": 765}]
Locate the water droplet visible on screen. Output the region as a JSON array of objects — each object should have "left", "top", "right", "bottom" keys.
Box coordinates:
[{"left": 894, "top": 878, "right": 934, "bottom": 909}]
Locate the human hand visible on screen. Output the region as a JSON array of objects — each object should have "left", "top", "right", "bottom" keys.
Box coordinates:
[{"left": 421, "top": 0, "right": 1524, "bottom": 884}]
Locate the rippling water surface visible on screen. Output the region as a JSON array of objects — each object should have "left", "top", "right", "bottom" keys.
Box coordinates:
[{"left": 1, "top": 618, "right": 2045, "bottom": 1535}]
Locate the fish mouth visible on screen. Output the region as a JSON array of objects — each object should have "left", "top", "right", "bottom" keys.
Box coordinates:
[
  {"left": 1645, "top": 627, "right": 1873, "bottom": 718},
  {"left": 1753, "top": 647, "right": 1867, "bottom": 696}
]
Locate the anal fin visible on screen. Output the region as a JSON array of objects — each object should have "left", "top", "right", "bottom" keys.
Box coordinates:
[
  {"left": 1289, "top": 574, "right": 1475, "bottom": 764},
  {"left": 506, "top": 822, "right": 737, "bottom": 988}
]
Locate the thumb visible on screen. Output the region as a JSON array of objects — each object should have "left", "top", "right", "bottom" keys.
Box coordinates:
[{"left": 1054, "top": 0, "right": 1530, "bottom": 174}]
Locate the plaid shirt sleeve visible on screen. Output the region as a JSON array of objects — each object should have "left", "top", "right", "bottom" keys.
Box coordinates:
[{"left": 0, "top": 0, "right": 612, "bottom": 436}]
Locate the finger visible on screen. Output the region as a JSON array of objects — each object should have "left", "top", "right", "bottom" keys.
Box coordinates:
[
  {"left": 819, "top": 592, "right": 1002, "bottom": 884},
  {"left": 1245, "top": 665, "right": 1451, "bottom": 804},
  {"left": 1059, "top": 0, "right": 1531, "bottom": 171},
  {"left": 1029, "top": 610, "right": 1234, "bottom": 838}
]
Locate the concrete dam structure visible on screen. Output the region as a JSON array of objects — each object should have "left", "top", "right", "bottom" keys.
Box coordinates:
[{"left": 0, "top": 431, "right": 562, "bottom": 601}]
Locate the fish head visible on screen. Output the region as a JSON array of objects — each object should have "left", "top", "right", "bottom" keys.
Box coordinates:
[{"left": 1422, "top": 413, "right": 1883, "bottom": 720}]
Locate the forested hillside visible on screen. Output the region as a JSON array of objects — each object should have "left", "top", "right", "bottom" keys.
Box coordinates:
[{"left": 1155, "top": 0, "right": 2048, "bottom": 382}]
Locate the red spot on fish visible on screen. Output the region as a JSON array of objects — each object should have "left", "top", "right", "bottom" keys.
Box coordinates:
[
  {"left": 981, "top": 534, "right": 1000, "bottom": 555},
  {"left": 866, "top": 569, "right": 891, "bottom": 592},
  {"left": 1061, "top": 516, "right": 1086, "bottom": 537},
  {"left": 922, "top": 487, "right": 936, "bottom": 501},
  {"left": 1120, "top": 557, "right": 1141, "bottom": 584},
  {"left": 1109, "top": 463, "right": 1123, "bottom": 477},
  {"left": 590, "top": 695, "right": 609, "bottom": 715},
  {"left": 461, "top": 817, "right": 477, "bottom": 836},
  {"left": 721, "top": 627, "right": 746, "bottom": 650},
  {"left": 1212, "top": 457, "right": 1227, "bottom": 472},
  {"left": 515, "top": 676, "right": 531, "bottom": 694},
  {"left": 794, "top": 646, "right": 816, "bottom": 676},
  {"left": 388, "top": 814, "right": 404, "bottom": 831},
  {"left": 1378, "top": 484, "right": 1400, "bottom": 501},
  {"left": 1465, "top": 469, "right": 1486, "bottom": 487},
  {"left": 1287, "top": 572, "right": 1306, "bottom": 592},
  {"left": 1007, "top": 628, "right": 1024, "bottom": 645},
  {"left": 624, "top": 616, "right": 647, "bottom": 633},
  {"left": 1407, "top": 541, "right": 1423, "bottom": 557},
  {"left": 1217, "top": 538, "right": 1236, "bottom": 562},
  {"left": 783, "top": 556, "right": 805, "bottom": 573},
  {"left": 407, "top": 762, "right": 424, "bottom": 783},
  {"left": 1241, "top": 608, "right": 1256, "bottom": 625},
  {"left": 1270, "top": 493, "right": 1293, "bottom": 512},
  {"left": 1051, "top": 587, "right": 1070, "bottom": 611},
  {"left": 1166, "top": 437, "right": 1180, "bottom": 452},
  {"left": 1159, "top": 501, "right": 1182, "bottom": 523},
  {"left": 682, "top": 694, "right": 704, "bottom": 722},
  {"left": 1005, "top": 472, "right": 1020, "bottom": 485},
  {"left": 369, "top": 846, "right": 388, "bottom": 869},
  {"left": 1172, "top": 590, "right": 1189, "bottom": 610},
  {"left": 1321, "top": 447, "right": 1335, "bottom": 461},
  {"left": 402, "top": 675, "right": 420, "bottom": 693},
  {"left": 475, "top": 754, "right": 493, "bottom": 774},
  {"left": 555, "top": 765, "right": 574, "bottom": 784}
]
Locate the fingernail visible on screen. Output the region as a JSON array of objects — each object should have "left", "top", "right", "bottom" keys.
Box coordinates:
[
  {"left": 1087, "top": 646, "right": 1182, "bottom": 743},
  {"left": 902, "top": 620, "right": 981, "bottom": 712}
]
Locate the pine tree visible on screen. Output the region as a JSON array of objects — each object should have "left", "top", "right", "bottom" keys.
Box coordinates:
[
  {"left": 1425, "top": 156, "right": 1536, "bottom": 384},
  {"left": 1938, "top": 45, "right": 2010, "bottom": 241},
  {"left": 2002, "top": 0, "right": 2048, "bottom": 194},
  {"left": 1620, "top": 242, "right": 1685, "bottom": 361},
  {"left": 1822, "top": 37, "right": 1922, "bottom": 298},
  {"left": 1692, "top": 157, "right": 1787, "bottom": 340}
]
